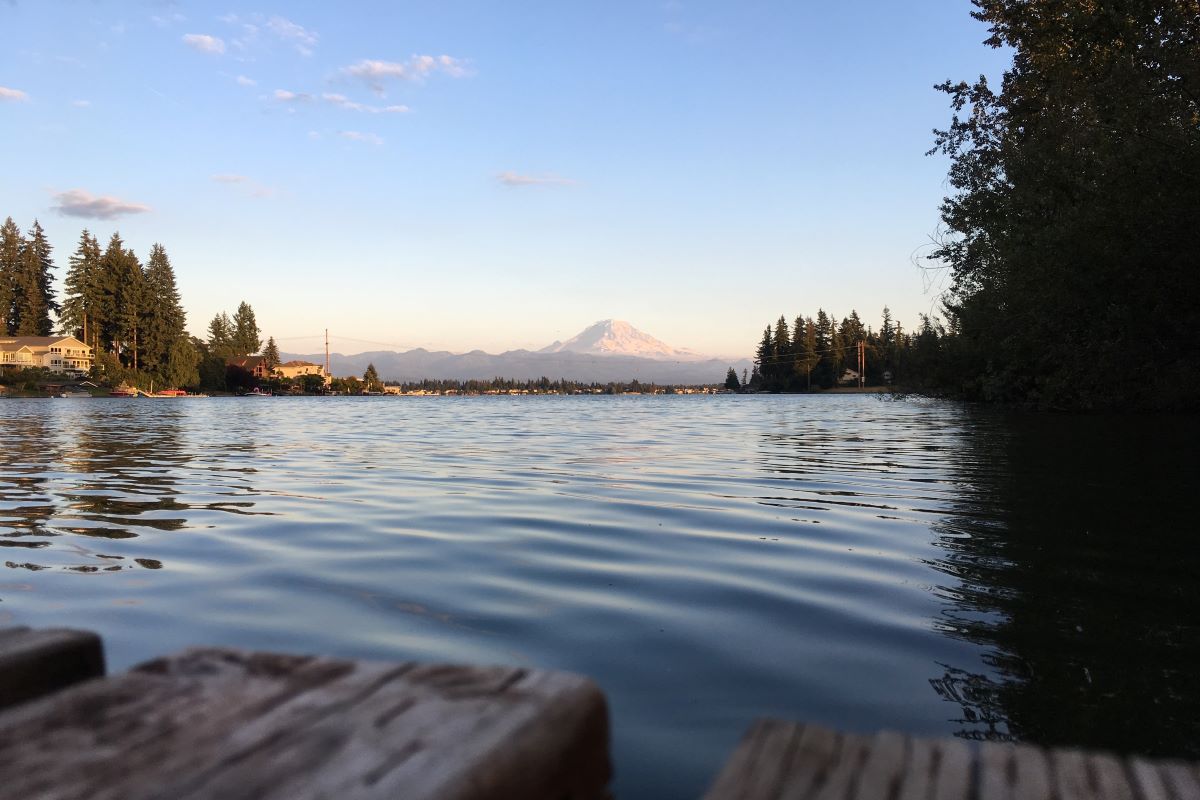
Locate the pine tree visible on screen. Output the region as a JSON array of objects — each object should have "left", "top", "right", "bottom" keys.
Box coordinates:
[
  {"left": 207, "top": 313, "right": 234, "bottom": 357},
  {"left": 262, "top": 336, "right": 281, "bottom": 371},
  {"left": 724, "top": 367, "right": 740, "bottom": 390},
  {"left": 768, "top": 315, "right": 790, "bottom": 391},
  {"left": 813, "top": 309, "right": 835, "bottom": 388},
  {"left": 753, "top": 326, "right": 773, "bottom": 389},
  {"left": 142, "top": 243, "right": 186, "bottom": 378},
  {"left": 60, "top": 230, "right": 102, "bottom": 344},
  {"left": 12, "top": 220, "right": 56, "bottom": 336},
  {"left": 0, "top": 217, "right": 23, "bottom": 335},
  {"left": 95, "top": 233, "right": 128, "bottom": 354},
  {"left": 363, "top": 362, "right": 381, "bottom": 391},
  {"left": 112, "top": 247, "right": 147, "bottom": 370},
  {"left": 231, "top": 301, "right": 261, "bottom": 356},
  {"left": 796, "top": 316, "right": 818, "bottom": 389}
]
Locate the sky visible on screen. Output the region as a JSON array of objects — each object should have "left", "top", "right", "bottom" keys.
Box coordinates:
[{"left": 0, "top": 1, "right": 1010, "bottom": 359}]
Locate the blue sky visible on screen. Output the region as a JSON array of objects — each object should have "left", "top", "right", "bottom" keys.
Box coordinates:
[{"left": 1, "top": 1, "right": 1009, "bottom": 358}]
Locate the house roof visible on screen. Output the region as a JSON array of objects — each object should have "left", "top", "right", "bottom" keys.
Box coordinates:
[
  {"left": 280, "top": 360, "right": 319, "bottom": 367},
  {"left": 0, "top": 336, "right": 89, "bottom": 350}
]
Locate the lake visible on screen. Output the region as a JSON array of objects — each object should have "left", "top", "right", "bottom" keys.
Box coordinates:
[{"left": 1, "top": 395, "right": 1197, "bottom": 798}]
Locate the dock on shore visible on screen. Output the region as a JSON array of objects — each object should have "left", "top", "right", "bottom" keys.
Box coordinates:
[{"left": 2, "top": 627, "right": 1197, "bottom": 799}]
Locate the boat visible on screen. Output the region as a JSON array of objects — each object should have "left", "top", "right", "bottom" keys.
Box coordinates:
[
  {"left": 109, "top": 382, "right": 138, "bottom": 398},
  {"left": 245, "top": 387, "right": 273, "bottom": 397},
  {"left": 57, "top": 390, "right": 93, "bottom": 398}
]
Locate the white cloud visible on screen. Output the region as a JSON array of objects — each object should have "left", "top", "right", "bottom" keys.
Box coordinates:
[
  {"left": 235, "top": 75, "right": 256, "bottom": 87},
  {"left": 211, "top": 174, "right": 247, "bottom": 184},
  {"left": 273, "top": 88, "right": 312, "bottom": 103},
  {"left": 72, "top": 99, "right": 91, "bottom": 108},
  {"left": 321, "top": 93, "right": 408, "bottom": 114},
  {"left": 1, "top": 86, "right": 30, "bottom": 102},
  {"left": 497, "top": 171, "right": 576, "bottom": 188},
  {"left": 340, "top": 131, "right": 383, "bottom": 145},
  {"left": 51, "top": 189, "right": 151, "bottom": 220},
  {"left": 212, "top": 174, "right": 276, "bottom": 198},
  {"left": 182, "top": 33, "right": 225, "bottom": 55},
  {"left": 340, "top": 55, "right": 469, "bottom": 94},
  {"left": 266, "top": 15, "right": 317, "bottom": 56},
  {"left": 218, "top": 13, "right": 239, "bottom": 24}
]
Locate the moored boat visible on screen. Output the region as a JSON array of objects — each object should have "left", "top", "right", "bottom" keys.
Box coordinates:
[{"left": 109, "top": 382, "right": 138, "bottom": 398}]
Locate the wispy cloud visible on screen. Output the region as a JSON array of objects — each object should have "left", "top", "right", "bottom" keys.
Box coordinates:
[
  {"left": 211, "top": 174, "right": 248, "bottom": 184},
  {"left": 321, "top": 93, "right": 408, "bottom": 114},
  {"left": 340, "top": 55, "right": 469, "bottom": 94},
  {"left": 235, "top": 75, "right": 256, "bottom": 87},
  {"left": 497, "top": 171, "right": 576, "bottom": 188},
  {"left": 273, "top": 88, "right": 312, "bottom": 103},
  {"left": 266, "top": 15, "right": 317, "bottom": 56},
  {"left": 182, "top": 33, "right": 225, "bottom": 55},
  {"left": 340, "top": 131, "right": 383, "bottom": 145},
  {"left": 72, "top": 99, "right": 91, "bottom": 108},
  {"left": 51, "top": 189, "right": 151, "bottom": 220},
  {"left": 0, "top": 86, "right": 30, "bottom": 102}
]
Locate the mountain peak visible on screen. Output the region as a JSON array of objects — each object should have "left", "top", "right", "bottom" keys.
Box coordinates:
[{"left": 539, "top": 319, "right": 703, "bottom": 361}]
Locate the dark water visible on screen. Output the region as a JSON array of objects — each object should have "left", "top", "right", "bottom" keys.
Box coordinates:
[{"left": 1, "top": 396, "right": 1197, "bottom": 797}]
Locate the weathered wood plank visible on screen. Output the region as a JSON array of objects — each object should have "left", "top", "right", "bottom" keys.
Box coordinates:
[
  {"left": 1156, "top": 761, "right": 1200, "bottom": 800},
  {"left": 775, "top": 722, "right": 840, "bottom": 800},
  {"left": 1087, "top": 752, "right": 1136, "bottom": 800},
  {"left": 0, "top": 626, "right": 104, "bottom": 711},
  {"left": 0, "top": 647, "right": 609, "bottom": 800},
  {"left": 851, "top": 730, "right": 908, "bottom": 800}
]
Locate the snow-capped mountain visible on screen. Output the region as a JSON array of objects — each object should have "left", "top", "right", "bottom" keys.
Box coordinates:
[{"left": 538, "top": 319, "right": 703, "bottom": 361}]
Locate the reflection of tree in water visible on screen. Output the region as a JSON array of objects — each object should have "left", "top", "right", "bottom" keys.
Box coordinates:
[
  {"left": 1, "top": 405, "right": 194, "bottom": 571},
  {"left": 929, "top": 411, "right": 1200, "bottom": 758}
]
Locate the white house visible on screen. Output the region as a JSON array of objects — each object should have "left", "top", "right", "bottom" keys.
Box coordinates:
[{"left": 0, "top": 336, "right": 94, "bottom": 375}]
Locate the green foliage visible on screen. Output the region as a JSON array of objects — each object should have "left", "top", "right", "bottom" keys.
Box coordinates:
[
  {"left": 0, "top": 217, "right": 23, "bottom": 334},
  {"left": 929, "top": 0, "right": 1200, "bottom": 409},
  {"left": 12, "top": 220, "right": 56, "bottom": 336},
  {"left": 724, "top": 367, "right": 740, "bottom": 390},
  {"left": 262, "top": 336, "right": 281, "bottom": 371},
  {"left": 60, "top": 230, "right": 102, "bottom": 345},
  {"left": 231, "top": 301, "right": 261, "bottom": 356},
  {"left": 363, "top": 362, "right": 381, "bottom": 392}
]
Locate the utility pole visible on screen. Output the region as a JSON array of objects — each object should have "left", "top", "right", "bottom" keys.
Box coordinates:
[{"left": 858, "top": 340, "right": 865, "bottom": 389}]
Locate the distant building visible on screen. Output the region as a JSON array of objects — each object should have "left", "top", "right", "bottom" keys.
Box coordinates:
[
  {"left": 275, "top": 360, "right": 326, "bottom": 380},
  {"left": 0, "top": 336, "right": 93, "bottom": 375},
  {"left": 227, "top": 355, "right": 270, "bottom": 379}
]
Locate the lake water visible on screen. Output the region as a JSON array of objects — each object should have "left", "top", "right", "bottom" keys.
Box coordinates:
[{"left": 1, "top": 396, "right": 1197, "bottom": 797}]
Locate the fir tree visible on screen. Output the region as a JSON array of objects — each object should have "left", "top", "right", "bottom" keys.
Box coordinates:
[
  {"left": 363, "top": 362, "right": 381, "bottom": 391},
  {"left": 207, "top": 313, "right": 234, "bottom": 357},
  {"left": 60, "top": 230, "right": 102, "bottom": 345},
  {"left": 112, "top": 246, "right": 147, "bottom": 370},
  {"left": 142, "top": 243, "right": 186, "bottom": 377},
  {"left": 0, "top": 217, "right": 22, "bottom": 335},
  {"left": 12, "top": 220, "right": 56, "bottom": 336},
  {"left": 262, "top": 336, "right": 281, "bottom": 371},
  {"left": 724, "top": 367, "right": 740, "bottom": 390},
  {"left": 231, "top": 301, "right": 261, "bottom": 356}
]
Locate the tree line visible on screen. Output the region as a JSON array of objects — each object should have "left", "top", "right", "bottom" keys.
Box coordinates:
[
  {"left": 1, "top": 215, "right": 265, "bottom": 392},
  {"left": 924, "top": 0, "right": 1199, "bottom": 410},
  {"left": 739, "top": 307, "right": 939, "bottom": 392}
]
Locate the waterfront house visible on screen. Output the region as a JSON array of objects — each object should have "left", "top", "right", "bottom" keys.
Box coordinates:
[
  {"left": 227, "top": 355, "right": 270, "bottom": 379},
  {"left": 275, "top": 360, "right": 327, "bottom": 381},
  {"left": 0, "top": 336, "right": 94, "bottom": 375}
]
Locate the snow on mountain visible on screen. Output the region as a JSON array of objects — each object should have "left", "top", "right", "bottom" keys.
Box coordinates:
[{"left": 538, "top": 319, "right": 704, "bottom": 361}]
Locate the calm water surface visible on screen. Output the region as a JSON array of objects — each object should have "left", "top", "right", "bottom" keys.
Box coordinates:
[{"left": 1, "top": 396, "right": 1197, "bottom": 798}]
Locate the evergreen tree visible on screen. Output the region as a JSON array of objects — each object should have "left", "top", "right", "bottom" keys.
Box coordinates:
[
  {"left": 813, "top": 309, "right": 836, "bottom": 388},
  {"left": 363, "top": 362, "right": 381, "bottom": 391},
  {"left": 95, "top": 233, "right": 128, "bottom": 354},
  {"left": 930, "top": 0, "right": 1200, "bottom": 408},
  {"left": 724, "top": 367, "right": 740, "bottom": 390},
  {"left": 60, "top": 230, "right": 102, "bottom": 345},
  {"left": 231, "top": 301, "right": 261, "bottom": 356},
  {"left": 796, "top": 316, "right": 818, "bottom": 390},
  {"left": 768, "top": 315, "right": 791, "bottom": 391},
  {"left": 0, "top": 217, "right": 22, "bottom": 335},
  {"left": 142, "top": 243, "right": 187, "bottom": 378},
  {"left": 262, "top": 336, "right": 281, "bottom": 371},
  {"left": 207, "top": 312, "right": 234, "bottom": 357},
  {"left": 12, "top": 220, "right": 56, "bottom": 336},
  {"left": 753, "top": 326, "right": 773, "bottom": 389},
  {"left": 112, "top": 247, "right": 147, "bottom": 369},
  {"left": 164, "top": 336, "right": 201, "bottom": 388}
]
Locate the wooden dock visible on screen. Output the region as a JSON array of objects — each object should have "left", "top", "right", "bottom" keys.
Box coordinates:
[
  {"left": 0, "top": 628, "right": 610, "bottom": 800},
  {"left": 702, "top": 718, "right": 1200, "bottom": 800},
  {"left": 3, "top": 627, "right": 1199, "bottom": 799}
]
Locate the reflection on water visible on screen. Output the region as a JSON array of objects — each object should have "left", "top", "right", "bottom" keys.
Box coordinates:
[{"left": 0, "top": 397, "right": 1196, "bottom": 799}]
